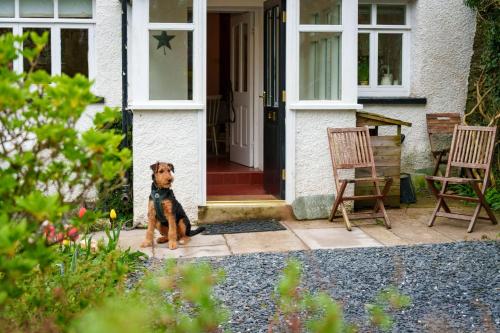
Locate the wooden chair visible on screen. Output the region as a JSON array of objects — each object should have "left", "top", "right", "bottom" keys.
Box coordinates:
[
  {"left": 207, "top": 95, "right": 222, "bottom": 155},
  {"left": 426, "top": 125, "right": 498, "bottom": 232},
  {"left": 426, "top": 113, "right": 462, "bottom": 176},
  {"left": 327, "top": 127, "right": 393, "bottom": 231}
]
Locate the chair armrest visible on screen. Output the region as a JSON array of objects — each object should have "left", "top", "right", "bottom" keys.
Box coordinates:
[
  {"left": 425, "top": 176, "right": 481, "bottom": 184},
  {"left": 431, "top": 148, "right": 450, "bottom": 156},
  {"left": 340, "top": 177, "right": 391, "bottom": 184}
]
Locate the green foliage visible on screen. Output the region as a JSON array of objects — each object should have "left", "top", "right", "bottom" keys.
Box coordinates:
[
  {"left": 448, "top": 184, "right": 500, "bottom": 211},
  {"left": 366, "top": 286, "right": 411, "bottom": 332},
  {"left": 72, "top": 260, "right": 228, "bottom": 333},
  {"left": 1, "top": 246, "right": 143, "bottom": 332},
  {"left": 485, "top": 187, "right": 500, "bottom": 210},
  {"left": 95, "top": 114, "right": 134, "bottom": 227},
  {"left": 270, "top": 260, "right": 410, "bottom": 333},
  {"left": 463, "top": 0, "right": 500, "bottom": 182},
  {"left": 0, "top": 31, "right": 131, "bottom": 306}
]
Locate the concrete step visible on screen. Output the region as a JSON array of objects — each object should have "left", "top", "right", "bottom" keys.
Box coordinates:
[{"left": 198, "top": 200, "right": 293, "bottom": 224}]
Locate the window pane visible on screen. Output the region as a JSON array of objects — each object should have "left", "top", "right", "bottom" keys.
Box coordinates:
[
  {"left": 300, "top": 0, "right": 341, "bottom": 25},
  {"left": 378, "top": 33, "right": 402, "bottom": 86},
  {"left": 20, "top": 0, "right": 54, "bottom": 18},
  {"left": 59, "top": 0, "right": 92, "bottom": 18},
  {"left": 61, "top": 29, "right": 88, "bottom": 77},
  {"left": 149, "top": 30, "right": 192, "bottom": 100},
  {"left": 358, "top": 34, "right": 369, "bottom": 86},
  {"left": 0, "top": 27, "right": 12, "bottom": 35},
  {"left": 0, "top": 0, "right": 15, "bottom": 18},
  {"left": 23, "top": 28, "right": 51, "bottom": 74},
  {"left": 150, "top": 0, "right": 193, "bottom": 23},
  {"left": 273, "top": 6, "right": 279, "bottom": 106},
  {"left": 377, "top": 5, "right": 406, "bottom": 25},
  {"left": 299, "top": 32, "right": 341, "bottom": 100},
  {"left": 358, "top": 4, "right": 371, "bottom": 24},
  {"left": 265, "top": 9, "right": 272, "bottom": 106}
]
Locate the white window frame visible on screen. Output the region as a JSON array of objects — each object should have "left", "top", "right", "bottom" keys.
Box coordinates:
[
  {"left": 130, "top": 0, "right": 205, "bottom": 110},
  {"left": 0, "top": 0, "right": 96, "bottom": 80},
  {"left": 288, "top": 0, "right": 361, "bottom": 110},
  {"left": 358, "top": 1, "right": 411, "bottom": 97}
]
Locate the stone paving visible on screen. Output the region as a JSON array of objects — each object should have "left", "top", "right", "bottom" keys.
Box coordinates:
[{"left": 97, "top": 206, "right": 499, "bottom": 259}]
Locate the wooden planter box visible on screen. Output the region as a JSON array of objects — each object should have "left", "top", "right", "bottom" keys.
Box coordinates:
[{"left": 354, "top": 112, "right": 412, "bottom": 209}]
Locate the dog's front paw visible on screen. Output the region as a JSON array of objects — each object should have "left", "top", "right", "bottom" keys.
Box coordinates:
[
  {"left": 168, "top": 240, "right": 178, "bottom": 250},
  {"left": 157, "top": 236, "right": 169, "bottom": 244},
  {"left": 179, "top": 237, "right": 189, "bottom": 245},
  {"left": 140, "top": 239, "right": 153, "bottom": 248}
]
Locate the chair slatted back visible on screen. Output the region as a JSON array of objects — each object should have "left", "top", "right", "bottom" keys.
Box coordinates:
[
  {"left": 327, "top": 127, "right": 377, "bottom": 184},
  {"left": 447, "top": 125, "right": 497, "bottom": 171},
  {"left": 426, "top": 113, "right": 462, "bottom": 134},
  {"left": 207, "top": 95, "right": 222, "bottom": 126}
]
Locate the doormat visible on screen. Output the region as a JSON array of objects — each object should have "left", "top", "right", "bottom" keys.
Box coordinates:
[{"left": 201, "top": 220, "right": 286, "bottom": 235}]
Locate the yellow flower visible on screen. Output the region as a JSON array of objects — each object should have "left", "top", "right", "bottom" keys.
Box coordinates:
[
  {"left": 62, "top": 239, "right": 70, "bottom": 246},
  {"left": 110, "top": 209, "right": 117, "bottom": 220}
]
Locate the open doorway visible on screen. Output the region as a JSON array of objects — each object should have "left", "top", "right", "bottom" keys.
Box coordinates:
[
  {"left": 206, "top": 11, "right": 270, "bottom": 201},
  {"left": 206, "top": 2, "right": 285, "bottom": 202}
]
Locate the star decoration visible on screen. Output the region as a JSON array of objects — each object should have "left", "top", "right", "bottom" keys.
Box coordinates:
[{"left": 153, "top": 31, "right": 176, "bottom": 55}]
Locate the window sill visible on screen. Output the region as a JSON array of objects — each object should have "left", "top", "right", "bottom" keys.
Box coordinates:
[
  {"left": 289, "top": 102, "right": 363, "bottom": 110},
  {"left": 129, "top": 101, "right": 204, "bottom": 110},
  {"left": 358, "top": 97, "right": 427, "bottom": 105}
]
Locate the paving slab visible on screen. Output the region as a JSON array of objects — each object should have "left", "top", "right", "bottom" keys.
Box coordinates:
[
  {"left": 291, "top": 227, "right": 382, "bottom": 249},
  {"left": 282, "top": 219, "right": 344, "bottom": 229},
  {"left": 224, "top": 230, "right": 308, "bottom": 254},
  {"left": 139, "top": 245, "right": 232, "bottom": 259},
  {"left": 358, "top": 225, "right": 408, "bottom": 246}
]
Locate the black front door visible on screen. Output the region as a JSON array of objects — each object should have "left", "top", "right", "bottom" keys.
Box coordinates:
[{"left": 263, "top": 0, "right": 286, "bottom": 199}]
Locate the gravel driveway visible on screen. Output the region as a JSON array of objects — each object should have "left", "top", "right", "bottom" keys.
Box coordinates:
[{"left": 202, "top": 241, "right": 499, "bottom": 333}]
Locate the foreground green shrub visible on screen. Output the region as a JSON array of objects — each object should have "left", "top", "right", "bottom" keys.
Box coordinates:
[
  {"left": 72, "top": 259, "right": 410, "bottom": 333},
  {"left": 0, "top": 31, "right": 131, "bottom": 306},
  {"left": 73, "top": 260, "right": 228, "bottom": 333},
  {"left": 270, "top": 260, "right": 410, "bottom": 333}
]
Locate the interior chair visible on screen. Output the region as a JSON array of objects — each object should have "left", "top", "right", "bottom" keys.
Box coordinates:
[{"left": 207, "top": 95, "right": 222, "bottom": 155}]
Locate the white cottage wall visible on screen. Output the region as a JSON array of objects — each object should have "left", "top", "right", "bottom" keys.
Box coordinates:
[
  {"left": 127, "top": 0, "right": 477, "bottom": 219},
  {"left": 93, "top": 0, "right": 122, "bottom": 107},
  {"left": 133, "top": 110, "right": 201, "bottom": 224},
  {"left": 294, "top": 110, "right": 356, "bottom": 198},
  {"left": 358, "top": 0, "right": 476, "bottom": 173}
]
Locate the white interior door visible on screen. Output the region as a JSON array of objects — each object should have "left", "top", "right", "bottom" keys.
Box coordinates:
[{"left": 230, "top": 13, "right": 254, "bottom": 167}]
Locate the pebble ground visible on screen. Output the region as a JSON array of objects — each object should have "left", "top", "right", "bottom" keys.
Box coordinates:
[
  {"left": 205, "top": 241, "right": 499, "bottom": 332},
  {"left": 131, "top": 241, "right": 499, "bottom": 332}
]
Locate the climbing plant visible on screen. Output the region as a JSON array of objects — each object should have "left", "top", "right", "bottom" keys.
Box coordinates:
[{"left": 463, "top": 0, "right": 500, "bottom": 184}]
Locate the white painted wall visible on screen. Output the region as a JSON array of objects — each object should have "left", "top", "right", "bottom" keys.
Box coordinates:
[
  {"left": 358, "top": 0, "right": 476, "bottom": 173},
  {"left": 294, "top": 110, "right": 356, "bottom": 198},
  {"left": 133, "top": 110, "right": 201, "bottom": 224},
  {"left": 93, "top": 0, "right": 122, "bottom": 107},
  {"left": 126, "top": 0, "right": 476, "bottom": 218}
]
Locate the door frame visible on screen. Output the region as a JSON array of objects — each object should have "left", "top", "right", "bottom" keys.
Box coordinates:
[
  {"left": 202, "top": 2, "right": 294, "bottom": 205},
  {"left": 205, "top": 6, "right": 264, "bottom": 169}
]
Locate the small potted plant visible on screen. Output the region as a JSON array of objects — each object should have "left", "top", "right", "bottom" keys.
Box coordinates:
[{"left": 358, "top": 60, "right": 369, "bottom": 86}]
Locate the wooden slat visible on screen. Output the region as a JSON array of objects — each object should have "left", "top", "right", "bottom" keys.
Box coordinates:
[
  {"left": 436, "top": 212, "right": 492, "bottom": 221},
  {"left": 439, "top": 194, "right": 480, "bottom": 202},
  {"left": 333, "top": 212, "right": 386, "bottom": 220},
  {"left": 327, "top": 126, "right": 393, "bottom": 229}
]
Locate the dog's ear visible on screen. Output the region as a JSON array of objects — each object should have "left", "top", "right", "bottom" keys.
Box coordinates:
[
  {"left": 150, "top": 162, "right": 160, "bottom": 173},
  {"left": 167, "top": 163, "right": 175, "bottom": 173}
]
